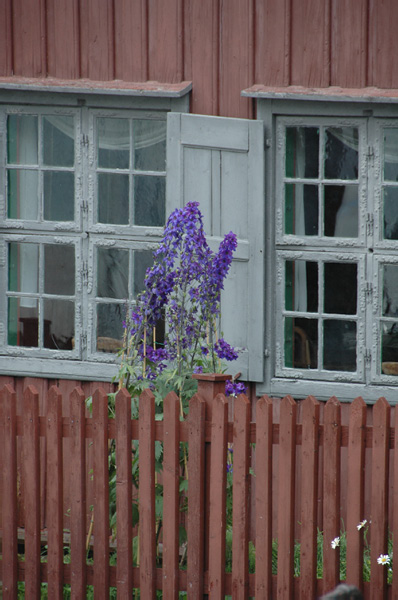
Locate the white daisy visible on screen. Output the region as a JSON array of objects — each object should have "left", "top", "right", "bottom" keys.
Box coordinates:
[
  {"left": 377, "top": 554, "right": 390, "bottom": 565},
  {"left": 331, "top": 537, "right": 340, "bottom": 549},
  {"left": 357, "top": 519, "right": 367, "bottom": 530}
]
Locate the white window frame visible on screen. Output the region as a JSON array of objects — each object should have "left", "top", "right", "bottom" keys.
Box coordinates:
[{"left": 0, "top": 85, "right": 190, "bottom": 381}]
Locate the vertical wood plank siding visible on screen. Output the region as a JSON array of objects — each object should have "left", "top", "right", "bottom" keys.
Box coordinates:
[
  {"left": 2, "top": 384, "right": 398, "bottom": 596},
  {"left": 4, "top": 1, "right": 398, "bottom": 117}
]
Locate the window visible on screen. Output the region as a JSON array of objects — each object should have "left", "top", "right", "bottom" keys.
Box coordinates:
[
  {"left": 271, "top": 113, "right": 398, "bottom": 399},
  {"left": 0, "top": 96, "right": 175, "bottom": 380}
]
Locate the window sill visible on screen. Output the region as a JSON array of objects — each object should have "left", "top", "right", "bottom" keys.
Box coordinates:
[{"left": 0, "top": 355, "right": 119, "bottom": 382}]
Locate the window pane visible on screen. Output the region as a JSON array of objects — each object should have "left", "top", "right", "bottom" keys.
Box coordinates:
[
  {"left": 7, "top": 170, "right": 39, "bottom": 220},
  {"left": 285, "top": 127, "right": 319, "bottom": 179},
  {"left": 324, "top": 127, "right": 358, "bottom": 180},
  {"left": 44, "top": 244, "right": 75, "bottom": 295},
  {"left": 43, "top": 116, "right": 74, "bottom": 167},
  {"left": 97, "top": 303, "right": 125, "bottom": 352},
  {"left": 284, "top": 317, "right": 318, "bottom": 368},
  {"left": 384, "top": 128, "right": 398, "bottom": 181},
  {"left": 133, "top": 250, "right": 154, "bottom": 298},
  {"left": 7, "top": 115, "right": 38, "bottom": 165},
  {"left": 97, "top": 247, "right": 128, "bottom": 299},
  {"left": 323, "top": 319, "right": 356, "bottom": 371},
  {"left": 382, "top": 264, "right": 398, "bottom": 316},
  {"left": 133, "top": 119, "right": 166, "bottom": 171},
  {"left": 381, "top": 322, "right": 398, "bottom": 371},
  {"left": 8, "top": 242, "right": 39, "bottom": 293},
  {"left": 43, "top": 171, "right": 75, "bottom": 221},
  {"left": 285, "top": 260, "right": 318, "bottom": 312},
  {"left": 98, "top": 173, "right": 129, "bottom": 224},
  {"left": 134, "top": 175, "right": 165, "bottom": 226},
  {"left": 285, "top": 183, "right": 318, "bottom": 235},
  {"left": 8, "top": 297, "right": 39, "bottom": 347},
  {"left": 324, "top": 262, "right": 357, "bottom": 315},
  {"left": 43, "top": 299, "right": 74, "bottom": 350},
  {"left": 383, "top": 187, "right": 398, "bottom": 239},
  {"left": 97, "top": 118, "right": 129, "bottom": 169},
  {"left": 324, "top": 185, "right": 358, "bottom": 237}
]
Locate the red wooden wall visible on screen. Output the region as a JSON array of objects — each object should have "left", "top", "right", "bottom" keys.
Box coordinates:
[{"left": 1, "top": 0, "right": 398, "bottom": 119}]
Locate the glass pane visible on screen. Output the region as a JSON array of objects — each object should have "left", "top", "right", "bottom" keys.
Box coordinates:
[
  {"left": 43, "top": 171, "right": 75, "bottom": 221},
  {"left": 8, "top": 242, "right": 39, "bottom": 293},
  {"left": 323, "top": 319, "right": 356, "bottom": 371},
  {"left": 324, "top": 262, "right": 357, "bottom": 315},
  {"left": 44, "top": 244, "right": 75, "bottom": 295},
  {"left": 381, "top": 322, "right": 398, "bottom": 372},
  {"left": 97, "top": 118, "right": 129, "bottom": 169},
  {"left": 133, "top": 119, "right": 166, "bottom": 171},
  {"left": 7, "top": 170, "right": 39, "bottom": 220},
  {"left": 325, "top": 127, "right": 358, "bottom": 180},
  {"left": 324, "top": 185, "right": 358, "bottom": 237},
  {"left": 43, "top": 299, "right": 74, "bottom": 350},
  {"left": 7, "top": 115, "right": 38, "bottom": 165},
  {"left": 382, "top": 264, "right": 398, "bottom": 316},
  {"left": 97, "top": 247, "right": 128, "bottom": 299},
  {"left": 384, "top": 128, "right": 398, "bottom": 181},
  {"left": 134, "top": 175, "right": 165, "bottom": 226},
  {"left": 285, "top": 183, "right": 318, "bottom": 235},
  {"left": 133, "top": 250, "right": 154, "bottom": 297},
  {"left": 383, "top": 187, "right": 398, "bottom": 239},
  {"left": 98, "top": 173, "right": 129, "bottom": 224},
  {"left": 284, "top": 317, "right": 318, "bottom": 368},
  {"left": 97, "top": 303, "right": 125, "bottom": 352},
  {"left": 285, "top": 127, "right": 319, "bottom": 179},
  {"left": 43, "top": 116, "right": 74, "bottom": 167},
  {"left": 8, "top": 297, "right": 39, "bottom": 347},
  {"left": 285, "top": 260, "right": 318, "bottom": 312}
]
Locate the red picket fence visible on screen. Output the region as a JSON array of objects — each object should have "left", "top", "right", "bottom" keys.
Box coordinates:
[{"left": 0, "top": 375, "right": 397, "bottom": 599}]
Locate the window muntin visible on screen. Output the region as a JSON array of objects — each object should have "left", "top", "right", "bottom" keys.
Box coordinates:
[{"left": 1, "top": 106, "right": 165, "bottom": 366}]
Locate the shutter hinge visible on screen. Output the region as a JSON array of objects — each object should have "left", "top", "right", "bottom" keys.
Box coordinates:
[
  {"left": 81, "top": 333, "right": 87, "bottom": 351},
  {"left": 364, "top": 349, "right": 372, "bottom": 364},
  {"left": 365, "top": 281, "right": 373, "bottom": 300},
  {"left": 367, "top": 145, "right": 374, "bottom": 160},
  {"left": 265, "top": 138, "right": 272, "bottom": 149},
  {"left": 366, "top": 213, "right": 374, "bottom": 236},
  {"left": 82, "top": 260, "right": 89, "bottom": 285},
  {"left": 82, "top": 197, "right": 88, "bottom": 213},
  {"left": 82, "top": 133, "right": 89, "bottom": 147}
]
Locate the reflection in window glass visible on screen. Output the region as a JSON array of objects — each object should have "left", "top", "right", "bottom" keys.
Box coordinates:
[
  {"left": 8, "top": 297, "right": 39, "bottom": 347},
  {"left": 384, "top": 128, "right": 398, "bottom": 182},
  {"left": 7, "top": 170, "right": 39, "bottom": 220},
  {"left": 284, "top": 317, "right": 318, "bottom": 369},
  {"left": 7, "top": 115, "right": 38, "bottom": 165},
  {"left": 8, "top": 242, "right": 39, "bottom": 293},
  {"left": 133, "top": 250, "right": 154, "bottom": 298},
  {"left": 134, "top": 175, "right": 165, "bottom": 226},
  {"left": 44, "top": 171, "right": 75, "bottom": 221},
  {"left": 97, "top": 118, "right": 130, "bottom": 169},
  {"left": 285, "top": 260, "right": 318, "bottom": 312},
  {"left": 381, "top": 322, "right": 398, "bottom": 370},
  {"left": 324, "top": 185, "right": 358, "bottom": 237},
  {"left": 97, "top": 247, "right": 128, "bottom": 299},
  {"left": 285, "top": 183, "right": 318, "bottom": 235},
  {"left": 383, "top": 187, "right": 398, "bottom": 239},
  {"left": 97, "top": 173, "right": 129, "bottom": 224},
  {"left": 97, "top": 303, "right": 125, "bottom": 352},
  {"left": 285, "top": 127, "right": 319, "bottom": 178},
  {"left": 43, "top": 116, "right": 74, "bottom": 167},
  {"left": 325, "top": 127, "right": 358, "bottom": 180},
  {"left": 323, "top": 319, "right": 356, "bottom": 371},
  {"left": 382, "top": 264, "right": 398, "bottom": 317},
  {"left": 133, "top": 120, "right": 166, "bottom": 171},
  {"left": 44, "top": 299, "right": 74, "bottom": 350},
  {"left": 324, "top": 262, "right": 357, "bottom": 315},
  {"left": 44, "top": 244, "right": 75, "bottom": 295}
]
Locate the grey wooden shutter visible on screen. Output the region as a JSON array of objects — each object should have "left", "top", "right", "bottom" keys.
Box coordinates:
[{"left": 166, "top": 113, "right": 265, "bottom": 381}]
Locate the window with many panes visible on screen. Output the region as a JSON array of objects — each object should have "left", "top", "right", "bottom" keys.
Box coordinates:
[
  {"left": 0, "top": 102, "right": 168, "bottom": 379},
  {"left": 274, "top": 115, "right": 398, "bottom": 394}
]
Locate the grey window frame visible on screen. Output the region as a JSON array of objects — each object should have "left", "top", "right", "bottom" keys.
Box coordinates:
[
  {"left": 0, "top": 85, "right": 190, "bottom": 381},
  {"left": 253, "top": 95, "right": 398, "bottom": 403}
]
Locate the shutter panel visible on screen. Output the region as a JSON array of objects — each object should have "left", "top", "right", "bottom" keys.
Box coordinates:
[{"left": 166, "top": 113, "right": 265, "bottom": 381}]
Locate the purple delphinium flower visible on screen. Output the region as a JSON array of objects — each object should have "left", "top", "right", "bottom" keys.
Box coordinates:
[
  {"left": 225, "top": 379, "right": 247, "bottom": 397},
  {"left": 214, "top": 338, "right": 239, "bottom": 361}
]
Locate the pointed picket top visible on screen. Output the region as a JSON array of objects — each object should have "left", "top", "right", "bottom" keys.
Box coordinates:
[
  {"left": 164, "top": 389, "right": 180, "bottom": 414},
  {"left": 139, "top": 387, "right": 156, "bottom": 406},
  {"left": 115, "top": 385, "right": 132, "bottom": 407},
  {"left": 24, "top": 383, "right": 39, "bottom": 404}
]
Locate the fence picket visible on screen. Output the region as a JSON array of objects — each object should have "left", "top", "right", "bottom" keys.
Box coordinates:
[
  {"left": 393, "top": 404, "right": 398, "bottom": 598},
  {"left": 139, "top": 388, "right": 156, "bottom": 599},
  {"left": 299, "top": 396, "right": 320, "bottom": 599},
  {"left": 346, "top": 396, "right": 367, "bottom": 591},
  {"left": 322, "top": 396, "right": 341, "bottom": 594},
  {"left": 69, "top": 387, "right": 87, "bottom": 600},
  {"left": 255, "top": 395, "right": 273, "bottom": 598},
  {"left": 2, "top": 384, "right": 18, "bottom": 598},
  {"left": 163, "top": 391, "right": 181, "bottom": 599},
  {"left": 46, "top": 386, "right": 64, "bottom": 599},
  {"left": 115, "top": 387, "right": 133, "bottom": 595},
  {"left": 370, "top": 397, "right": 390, "bottom": 600},
  {"left": 23, "top": 385, "right": 41, "bottom": 599},
  {"left": 93, "top": 388, "right": 110, "bottom": 599},
  {"left": 277, "top": 395, "right": 297, "bottom": 600},
  {"left": 187, "top": 393, "right": 206, "bottom": 599},
  {"left": 232, "top": 393, "right": 250, "bottom": 599},
  {"left": 208, "top": 393, "right": 228, "bottom": 599}
]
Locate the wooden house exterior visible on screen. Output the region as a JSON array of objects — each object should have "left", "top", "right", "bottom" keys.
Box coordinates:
[{"left": 2, "top": 0, "right": 398, "bottom": 405}]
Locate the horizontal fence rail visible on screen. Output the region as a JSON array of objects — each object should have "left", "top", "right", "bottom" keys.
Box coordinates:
[{"left": 0, "top": 381, "right": 397, "bottom": 599}]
